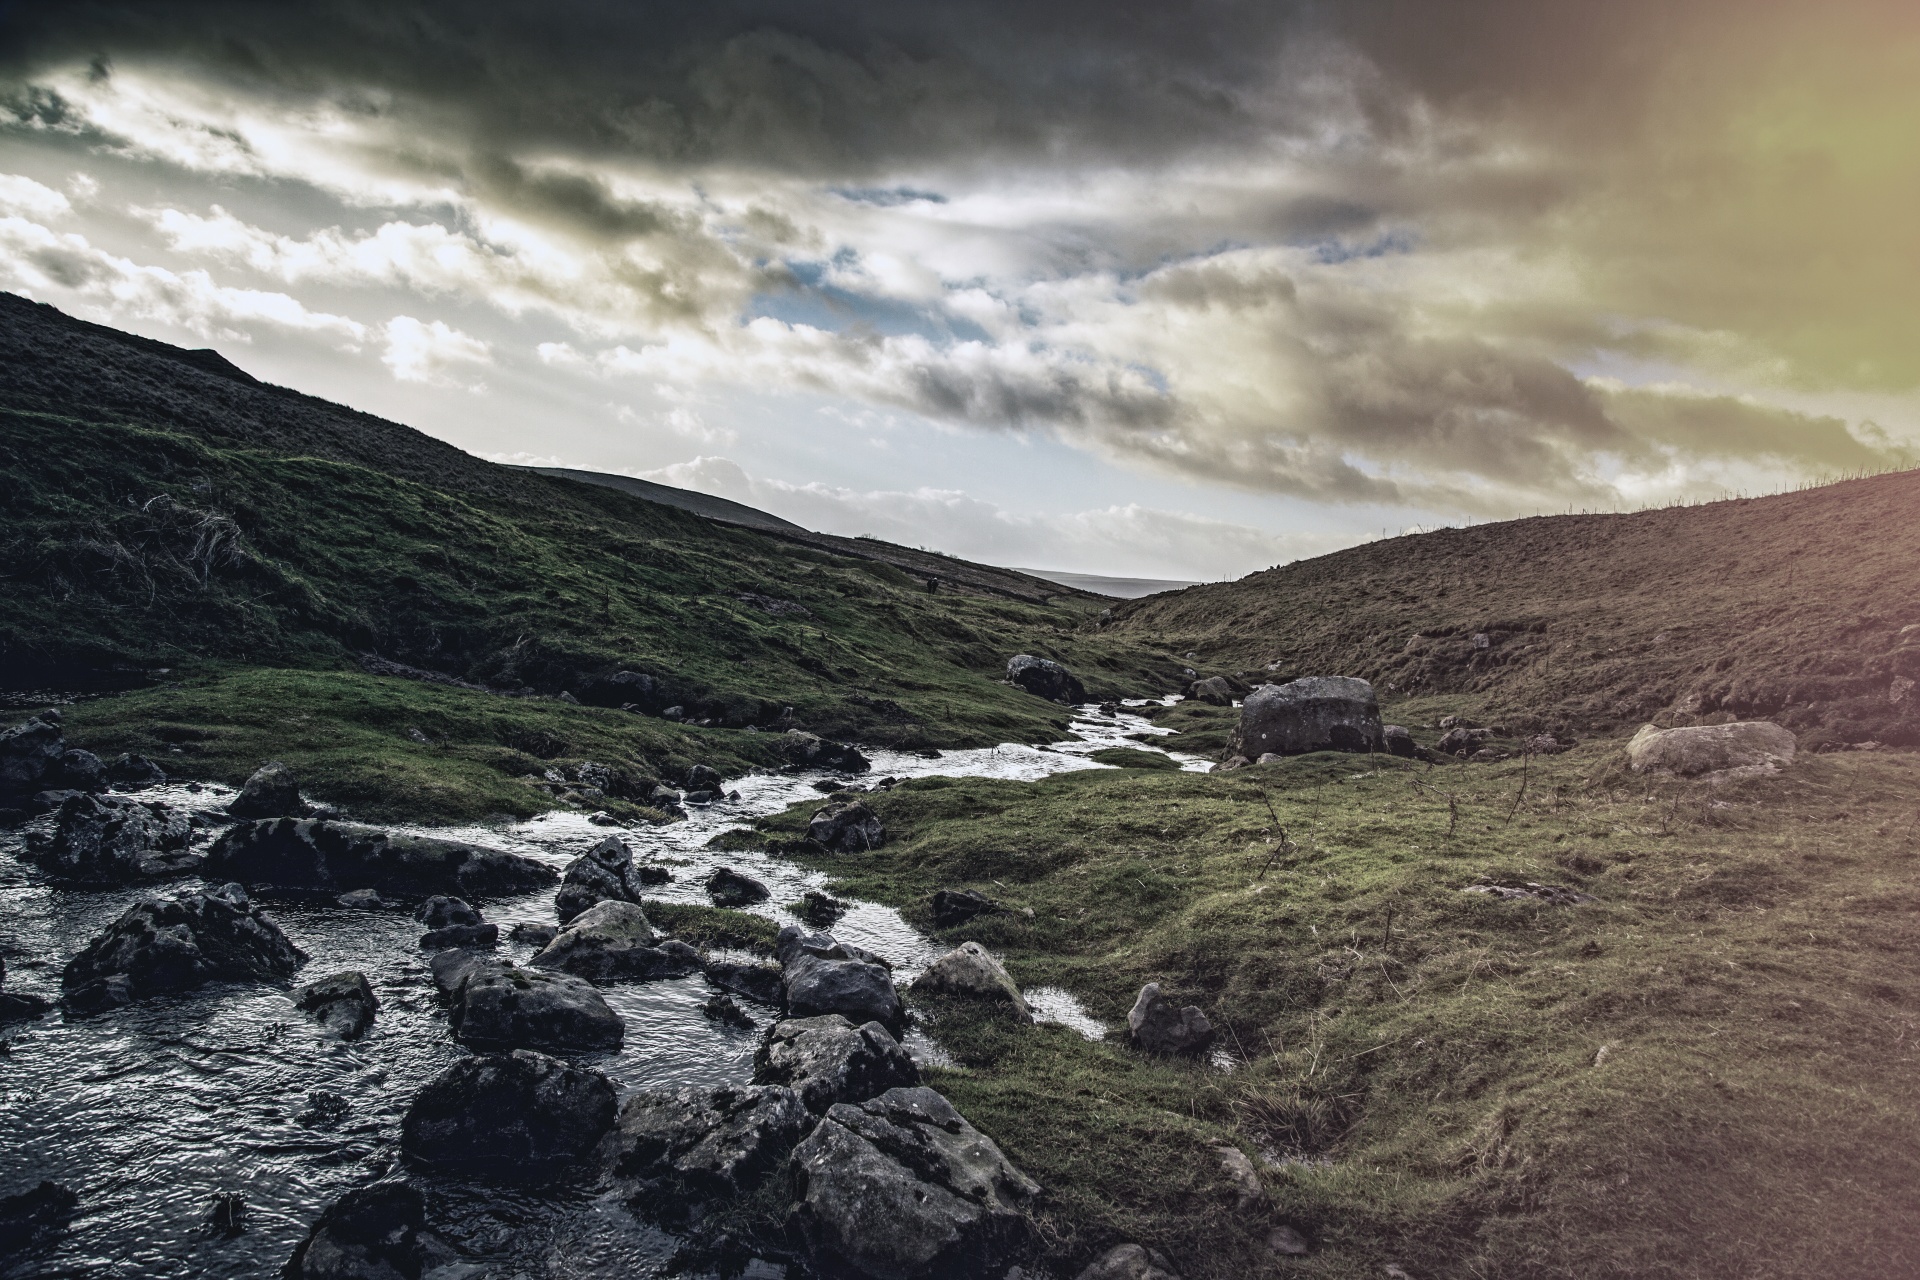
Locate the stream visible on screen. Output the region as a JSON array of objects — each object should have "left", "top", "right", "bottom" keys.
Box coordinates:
[{"left": 0, "top": 700, "right": 1205, "bottom": 1278}]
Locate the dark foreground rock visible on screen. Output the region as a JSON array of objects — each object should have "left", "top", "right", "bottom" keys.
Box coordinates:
[
  {"left": 0, "top": 716, "right": 65, "bottom": 798},
  {"left": 755, "top": 1014, "right": 920, "bottom": 1115},
  {"left": 227, "top": 761, "right": 309, "bottom": 819},
  {"left": 929, "top": 888, "right": 998, "bottom": 928},
  {"left": 608, "top": 1083, "right": 811, "bottom": 1200},
  {"left": 433, "top": 951, "right": 624, "bottom": 1053},
  {"left": 778, "top": 927, "right": 903, "bottom": 1028},
  {"left": 1126, "top": 983, "right": 1214, "bottom": 1057},
  {"left": 23, "top": 792, "right": 199, "bottom": 883},
  {"left": 531, "top": 900, "right": 699, "bottom": 982},
  {"left": 705, "top": 866, "right": 771, "bottom": 907},
  {"left": 284, "top": 1182, "right": 452, "bottom": 1280},
  {"left": 294, "top": 971, "right": 378, "bottom": 1040},
  {"left": 790, "top": 1086, "right": 1038, "bottom": 1280},
  {"left": 206, "top": 818, "right": 557, "bottom": 899},
  {"left": 782, "top": 730, "right": 872, "bottom": 774},
  {"left": 554, "top": 835, "right": 669, "bottom": 924},
  {"left": 1226, "top": 676, "right": 1384, "bottom": 759},
  {"left": 62, "top": 884, "right": 306, "bottom": 1012},
  {"left": 808, "top": 800, "right": 884, "bottom": 852},
  {"left": 402, "top": 1050, "right": 617, "bottom": 1179},
  {"left": 0, "top": 1181, "right": 79, "bottom": 1255},
  {"left": 1006, "top": 654, "right": 1087, "bottom": 705}
]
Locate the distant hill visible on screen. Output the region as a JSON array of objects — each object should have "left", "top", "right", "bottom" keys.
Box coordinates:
[
  {"left": 1106, "top": 473, "right": 1920, "bottom": 747},
  {"left": 1011, "top": 568, "right": 1200, "bottom": 600},
  {"left": 523, "top": 466, "right": 808, "bottom": 534}
]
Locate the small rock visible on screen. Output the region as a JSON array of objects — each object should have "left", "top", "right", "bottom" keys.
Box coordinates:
[
  {"left": 508, "top": 922, "right": 559, "bottom": 948},
  {"left": 703, "top": 992, "right": 755, "bottom": 1028},
  {"left": 297, "top": 1089, "right": 351, "bottom": 1128},
  {"left": 1074, "top": 1242, "right": 1183, "bottom": 1280},
  {"left": 336, "top": 888, "right": 385, "bottom": 910},
  {"left": 227, "top": 761, "right": 308, "bottom": 819},
  {"left": 104, "top": 753, "right": 168, "bottom": 791},
  {"left": 608, "top": 1083, "right": 810, "bottom": 1199},
  {"left": 1215, "top": 1144, "right": 1264, "bottom": 1209},
  {"left": 704, "top": 959, "right": 786, "bottom": 1007},
  {"left": 799, "top": 889, "right": 847, "bottom": 926},
  {"left": 778, "top": 927, "right": 903, "bottom": 1028},
  {"left": 1187, "top": 676, "right": 1234, "bottom": 706},
  {"left": 55, "top": 749, "right": 107, "bottom": 793},
  {"left": 0, "top": 716, "right": 65, "bottom": 798},
  {"left": 294, "top": 970, "right": 378, "bottom": 1040},
  {"left": 755, "top": 1013, "right": 919, "bottom": 1114},
  {"left": 706, "top": 866, "right": 771, "bottom": 907},
  {"left": 929, "top": 888, "right": 998, "bottom": 928},
  {"left": 1007, "top": 654, "right": 1087, "bottom": 704},
  {"left": 685, "top": 764, "right": 724, "bottom": 791},
  {"left": 1266, "top": 1225, "right": 1310, "bottom": 1257},
  {"left": 417, "top": 896, "right": 483, "bottom": 929},
  {"left": 783, "top": 730, "right": 873, "bottom": 773},
  {"left": 910, "top": 943, "right": 1032, "bottom": 1020},
  {"left": 1126, "top": 983, "right": 1214, "bottom": 1057},
  {"left": 808, "top": 800, "right": 884, "bottom": 852},
  {"left": 0, "top": 991, "right": 52, "bottom": 1023},
  {"left": 402, "top": 1050, "right": 618, "bottom": 1178},
  {"left": 587, "top": 811, "right": 621, "bottom": 827},
  {"left": 202, "top": 1191, "right": 246, "bottom": 1238},
  {"left": 1382, "top": 725, "right": 1421, "bottom": 758}
]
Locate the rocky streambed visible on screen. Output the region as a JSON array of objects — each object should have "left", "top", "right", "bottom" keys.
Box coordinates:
[{"left": 0, "top": 702, "right": 1205, "bottom": 1279}]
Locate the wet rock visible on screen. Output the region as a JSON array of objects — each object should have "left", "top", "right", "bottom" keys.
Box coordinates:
[
  {"left": 0, "top": 1181, "right": 79, "bottom": 1254},
  {"left": 285, "top": 1182, "right": 446, "bottom": 1279},
  {"left": 206, "top": 818, "right": 557, "bottom": 899},
  {"left": 416, "top": 897, "right": 496, "bottom": 950},
  {"left": 531, "top": 900, "right": 699, "bottom": 981},
  {"left": 608, "top": 1083, "right": 811, "bottom": 1199},
  {"left": 789, "top": 1086, "right": 1038, "bottom": 1280},
  {"left": 227, "top": 761, "right": 309, "bottom": 819},
  {"left": 703, "top": 992, "right": 755, "bottom": 1028},
  {"left": 435, "top": 952, "right": 624, "bottom": 1053},
  {"left": 778, "top": 927, "right": 903, "bottom": 1028},
  {"left": 684, "top": 764, "right": 724, "bottom": 791},
  {"left": 402, "top": 1050, "right": 617, "bottom": 1179},
  {"left": 1075, "top": 1243, "right": 1183, "bottom": 1280},
  {"left": 1187, "top": 676, "right": 1234, "bottom": 706},
  {"left": 1125, "top": 983, "right": 1214, "bottom": 1058},
  {"left": 61, "top": 884, "right": 306, "bottom": 1011},
  {"left": 295, "top": 970, "right": 379, "bottom": 1039},
  {"left": 1382, "top": 725, "right": 1421, "bottom": 759},
  {"left": 336, "top": 888, "right": 385, "bottom": 910},
  {"left": 1006, "top": 654, "right": 1086, "bottom": 705},
  {"left": 1226, "top": 677, "right": 1384, "bottom": 758},
  {"left": 704, "top": 959, "right": 786, "bottom": 1007},
  {"left": 910, "top": 943, "right": 1032, "bottom": 1021},
  {"left": 755, "top": 1014, "right": 920, "bottom": 1115},
  {"left": 0, "top": 990, "right": 52, "bottom": 1022},
  {"left": 783, "top": 730, "right": 873, "bottom": 774},
  {"left": 508, "top": 922, "right": 559, "bottom": 948},
  {"left": 808, "top": 800, "right": 884, "bottom": 852},
  {"left": 0, "top": 716, "right": 64, "bottom": 797},
  {"left": 929, "top": 889, "right": 998, "bottom": 928},
  {"left": 706, "top": 866, "right": 771, "bottom": 907},
  {"left": 100, "top": 752, "right": 166, "bottom": 791},
  {"left": 22, "top": 792, "right": 199, "bottom": 883},
  {"left": 554, "top": 835, "right": 656, "bottom": 925},
  {"left": 55, "top": 749, "right": 107, "bottom": 793},
  {"left": 201, "top": 1191, "right": 246, "bottom": 1239},
  {"left": 799, "top": 890, "right": 847, "bottom": 926},
  {"left": 1627, "top": 721, "right": 1797, "bottom": 779},
  {"left": 417, "top": 896, "right": 482, "bottom": 929}
]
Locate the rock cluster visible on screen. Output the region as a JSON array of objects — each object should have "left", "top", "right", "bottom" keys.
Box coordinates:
[
  {"left": 23, "top": 792, "right": 199, "bottom": 883},
  {"left": 62, "top": 884, "right": 307, "bottom": 1013},
  {"left": 416, "top": 895, "right": 497, "bottom": 949},
  {"left": 294, "top": 970, "right": 378, "bottom": 1039},
  {"left": 1126, "top": 982, "right": 1215, "bottom": 1058}
]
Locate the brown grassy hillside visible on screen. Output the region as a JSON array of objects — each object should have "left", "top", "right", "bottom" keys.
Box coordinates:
[{"left": 1107, "top": 470, "right": 1920, "bottom": 746}]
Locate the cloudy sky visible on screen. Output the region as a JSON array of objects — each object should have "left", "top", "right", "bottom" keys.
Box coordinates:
[{"left": 1, "top": 2, "right": 1913, "bottom": 580}]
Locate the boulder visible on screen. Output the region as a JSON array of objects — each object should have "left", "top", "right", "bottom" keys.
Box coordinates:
[
  {"left": 910, "top": 943, "right": 1032, "bottom": 1021},
  {"left": 531, "top": 900, "right": 699, "bottom": 981},
  {"left": 783, "top": 730, "right": 873, "bottom": 774},
  {"left": 0, "top": 716, "right": 64, "bottom": 797},
  {"left": 1627, "top": 721, "right": 1797, "bottom": 779},
  {"left": 1075, "top": 1243, "right": 1183, "bottom": 1280},
  {"left": 706, "top": 866, "right": 771, "bottom": 907},
  {"left": 416, "top": 896, "right": 496, "bottom": 950},
  {"left": 778, "top": 927, "right": 903, "bottom": 1028},
  {"left": 402, "top": 1050, "right": 617, "bottom": 1179},
  {"left": 704, "top": 992, "right": 755, "bottom": 1028},
  {"left": 1226, "top": 677, "right": 1384, "bottom": 758},
  {"left": 789, "top": 1086, "right": 1038, "bottom": 1280},
  {"left": 205, "top": 818, "right": 557, "bottom": 899},
  {"left": 705, "top": 958, "right": 786, "bottom": 1007},
  {"left": 684, "top": 764, "right": 724, "bottom": 791},
  {"left": 284, "top": 1182, "right": 449, "bottom": 1280},
  {"left": 1186, "top": 676, "right": 1234, "bottom": 707},
  {"left": 294, "top": 970, "right": 378, "bottom": 1039},
  {"left": 436, "top": 952, "right": 624, "bottom": 1053},
  {"left": 809, "top": 800, "right": 884, "bottom": 852},
  {"left": 929, "top": 889, "right": 998, "bottom": 929},
  {"left": 104, "top": 752, "right": 168, "bottom": 790},
  {"left": 580, "top": 669, "right": 668, "bottom": 712},
  {"left": 1006, "top": 655, "right": 1087, "bottom": 705},
  {"left": 608, "top": 1083, "right": 811, "bottom": 1199},
  {"left": 62, "top": 884, "right": 307, "bottom": 1011},
  {"left": 1126, "top": 983, "right": 1214, "bottom": 1058},
  {"left": 1382, "top": 725, "right": 1421, "bottom": 759},
  {"left": 755, "top": 1013, "right": 920, "bottom": 1115},
  {"left": 554, "top": 834, "right": 663, "bottom": 924},
  {"left": 55, "top": 749, "right": 107, "bottom": 793},
  {"left": 22, "top": 792, "right": 199, "bottom": 883},
  {"left": 227, "top": 761, "right": 308, "bottom": 819}
]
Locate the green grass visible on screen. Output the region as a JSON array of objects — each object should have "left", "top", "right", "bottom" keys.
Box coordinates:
[{"left": 737, "top": 744, "right": 1920, "bottom": 1279}]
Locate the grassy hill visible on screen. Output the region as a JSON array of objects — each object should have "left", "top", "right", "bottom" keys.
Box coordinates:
[{"left": 1108, "top": 474, "right": 1920, "bottom": 748}]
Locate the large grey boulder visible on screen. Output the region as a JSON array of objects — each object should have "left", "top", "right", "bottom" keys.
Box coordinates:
[
  {"left": 1126, "top": 983, "right": 1214, "bottom": 1058},
  {"left": 755, "top": 1013, "right": 920, "bottom": 1115},
  {"left": 809, "top": 800, "right": 885, "bottom": 852},
  {"left": 206, "top": 818, "right": 557, "bottom": 898},
  {"left": 294, "top": 970, "right": 378, "bottom": 1040},
  {"left": 530, "top": 900, "right": 699, "bottom": 981},
  {"left": 1627, "top": 721, "right": 1797, "bottom": 779},
  {"left": 608, "top": 1083, "right": 811, "bottom": 1199},
  {"left": 910, "top": 943, "right": 1032, "bottom": 1021},
  {"left": 23, "top": 792, "right": 198, "bottom": 883},
  {"left": 1006, "top": 655, "right": 1086, "bottom": 705},
  {"left": 554, "top": 834, "right": 664, "bottom": 924},
  {"left": 778, "top": 927, "right": 903, "bottom": 1028},
  {"left": 1226, "top": 677, "right": 1384, "bottom": 758},
  {"left": 62, "top": 884, "right": 307, "bottom": 1012},
  {"left": 401, "top": 1050, "right": 617, "bottom": 1178},
  {"left": 227, "top": 761, "right": 308, "bottom": 819},
  {"left": 789, "top": 1086, "right": 1039, "bottom": 1280},
  {"left": 0, "top": 716, "right": 64, "bottom": 796},
  {"left": 784, "top": 730, "right": 873, "bottom": 774},
  {"left": 284, "top": 1182, "right": 450, "bottom": 1280},
  {"left": 433, "top": 952, "right": 624, "bottom": 1053},
  {"left": 1075, "top": 1243, "right": 1184, "bottom": 1280}
]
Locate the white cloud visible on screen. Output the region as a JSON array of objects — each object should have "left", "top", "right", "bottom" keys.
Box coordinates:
[
  {"left": 0, "top": 174, "right": 71, "bottom": 220},
  {"left": 381, "top": 316, "right": 491, "bottom": 385}
]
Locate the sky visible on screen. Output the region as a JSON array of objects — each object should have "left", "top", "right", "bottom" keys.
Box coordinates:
[{"left": 0, "top": 1, "right": 1914, "bottom": 581}]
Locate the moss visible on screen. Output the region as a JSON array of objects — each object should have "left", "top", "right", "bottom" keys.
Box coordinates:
[
  {"left": 644, "top": 901, "right": 782, "bottom": 954},
  {"left": 1087, "top": 747, "right": 1184, "bottom": 771}
]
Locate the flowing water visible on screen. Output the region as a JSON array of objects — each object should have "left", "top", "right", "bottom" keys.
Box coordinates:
[{"left": 0, "top": 700, "right": 1205, "bottom": 1278}]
